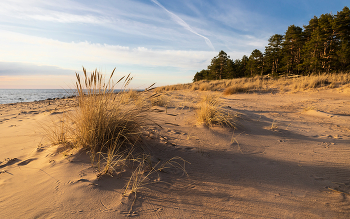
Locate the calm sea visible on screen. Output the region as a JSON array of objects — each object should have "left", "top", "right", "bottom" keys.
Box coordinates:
[
  {"left": 0, "top": 89, "right": 143, "bottom": 104},
  {"left": 0, "top": 89, "right": 75, "bottom": 104}
]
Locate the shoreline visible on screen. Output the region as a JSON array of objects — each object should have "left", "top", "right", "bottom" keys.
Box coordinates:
[{"left": 0, "top": 88, "right": 148, "bottom": 105}]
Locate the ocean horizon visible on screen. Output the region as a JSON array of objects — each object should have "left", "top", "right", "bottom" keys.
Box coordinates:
[
  {"left": 0, "top": 89, "right": 143, "bottom": 105},
  {"left": 0, "top": 89, "right": 75, "bottom": 105}
]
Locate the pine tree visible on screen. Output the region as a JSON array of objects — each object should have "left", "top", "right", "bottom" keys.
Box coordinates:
[
  {"left": 193, "top": 69, "right": 212, "bottom": 82},
  {"left": 281, "top": 25, "right": 304, "bottom": 75},
  {"left": 241, "top": 55, "right": 249, "bottom": 77},
  {"left": 303, "top": 17, "right": 322, "bottom": 74},
  {"left": 208, "top": 50, "right": 232, "bottom": 80},
  {"left": 247, "top": 49, "right": 264, "bottom": 76},
  {"left": 318, "top": 13, "right": 336, "bottom": 73},
  {"left": 265, "top": 34, "right": 283, "bottom": 76},
  {"left": 333, "top": 6, "right": 350, "bottom": 71}
]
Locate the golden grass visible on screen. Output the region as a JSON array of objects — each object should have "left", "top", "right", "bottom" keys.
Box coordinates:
[
  {"left": 223, "top": 84, "right": 250, "bottom": 95},
  {"left": 196, "top": 94, "right": 237, "bottom": 128},
  {"left": 73, "top": 69, "right": 147, "bottom": 157},
  {"left": 150, "top": 93, "right": 169, "bottom": 107},
  {"left": 44, "top": 67, "right": 152, "bottom": 176},
  {"left": 119, "top": 89, "right": 139, "bottom": 103},
  {"left": 124, "top": 156, "right": 188, "bottom": 196},
  {"left": 122, "top": 155, "right": 189, "bottom": 215},
  {"left": 43, "top": 117, "right": 69, "bottom": 146},
  {"left": 198, "top": 82, "right": 211, "bottom": 91}
]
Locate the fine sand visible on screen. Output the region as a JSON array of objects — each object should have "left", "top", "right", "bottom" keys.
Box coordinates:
[{"left": 1, "top": 89, "right": 350, "bottom": 218}]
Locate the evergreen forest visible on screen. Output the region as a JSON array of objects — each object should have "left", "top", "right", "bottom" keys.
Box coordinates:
[{"left": 193, "top": 6, "right": 350, "bottom": 82}]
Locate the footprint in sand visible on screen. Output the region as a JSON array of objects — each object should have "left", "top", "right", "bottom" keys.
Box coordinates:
[
  {"left": 17, "top": 158, "right": 37, "bottom": 166},
  {"left": 50, "top": 111, "right": 64, "bottom": 115},
  {"left": 68, "top": 179, "right": 90, "bottom": 184},
  {"left": 311, "top": 175, "right": 327, "bottom": 181},
  {"left": 36, "top": 146, "right": 45, "bottom": 152},
  {"left": 318, "top": 134, "right": 334, "bottom": 139},
  {"left": 0, "top": 158, "right": 20, "bottom": 168},
  {"left": 291, "top": 190, "right": 306, "bottom": 198}
]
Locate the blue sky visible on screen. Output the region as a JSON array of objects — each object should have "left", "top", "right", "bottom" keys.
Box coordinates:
[{"left": 0, "top": 0, "right": 348, "bottom": 88}]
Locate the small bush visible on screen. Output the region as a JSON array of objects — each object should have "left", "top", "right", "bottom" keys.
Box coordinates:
[
  {"left": 308, "top": 76, "right": 330, "bottom": 88},
  {"left": 199, "top": 83, "right": 211, "bottom": 91},
  {"left": 196, "top": 94, "right": 236, "bottom": 128},
  {"left": 73, "top": 69, "right": 146, "bottom": 155},
  {"left": 191, "top": 83, "right": 199, "bottom": 90},
  {"left": 223, "top": 84, "right": 249, "bottom": 95},
  {"left": 124, "top": 89, "right": 139, "bottom": 100},
  {"left": 150, "top": 94, "right": 169, "bottom": 107}
]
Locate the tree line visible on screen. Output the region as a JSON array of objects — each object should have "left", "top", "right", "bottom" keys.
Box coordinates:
[{"left": 193, "top": 6, "right": 350, "bottom": 82}]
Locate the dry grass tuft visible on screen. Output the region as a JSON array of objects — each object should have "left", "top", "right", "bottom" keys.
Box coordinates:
[
  {"left": 292, "top": 75, "right": 333, "bottom": 91},
  {"left": 150, "top": 93, "right": 169, "bottom": 107},
  {"left": 223, "top": 78, "right": 264, "bottom": 95},
  {"left": 43, "top": 117, "right": 70, "bottom": 146},
  {"left": 73, "top": 68, "right": 147, "bottom": 157},
  {"left": 223, "top": 84, "right": 249, "bottom": 95},
  {"left": 153, "top": 84, "right": 191, "bottom": 92},
  {"left": 124, "top": 156, "right": 188, "bottom": 196},
  {"left": 196, "top": 94, "right": 237, "bottom": 128},
  {"left": 44, "top": 67, "right": 152, "bottom": 176},
  {"left": 191, "top": 83, "right": 200, "bottom": 91},
  {"left": 198, "top": 83, "right": 211, "bottom": 91},
  {"left": 119, "top": 89, "right": 139, "bottom": 103}
]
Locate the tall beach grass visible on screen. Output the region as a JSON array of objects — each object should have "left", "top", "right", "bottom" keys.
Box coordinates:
[{"left": 44, "top": 67, "right": 151, "bottom": 176}]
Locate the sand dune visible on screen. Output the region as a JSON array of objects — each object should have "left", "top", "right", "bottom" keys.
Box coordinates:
[{"left": 1, "top": 90, "right": 350, "bottom": 218}]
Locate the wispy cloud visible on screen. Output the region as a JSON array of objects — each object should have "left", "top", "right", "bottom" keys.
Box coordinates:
[
  {"left": 28, "top": 12, "right": 111, "bottom": 24},
  {"left": 0, "top": 0, "right": 113, "bottom": 24},
  {"left": 0, "top": 30, "right": 218, "bottom": 70},
  {"left": 0, "top": 62, "right": 73, "bottom": 76},
  {"left": 151, "top": 0, "right": 215, "bottom": 51}
]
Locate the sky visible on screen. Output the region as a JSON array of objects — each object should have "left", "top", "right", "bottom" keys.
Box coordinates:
[{"left": 0, "top": 0, "right": 348, "bottom": 89}]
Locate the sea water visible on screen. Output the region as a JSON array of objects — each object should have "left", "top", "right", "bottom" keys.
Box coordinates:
[
  {"left": 0, "top": 89, "right": 74, "bottom": 104},
  {"left": 0, "top": 89, "right": 142, "bottom": 104}
]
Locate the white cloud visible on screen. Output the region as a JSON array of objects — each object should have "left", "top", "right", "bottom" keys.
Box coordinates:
[
  {"left": 0, "top": 0, "right": 116, "bottom": 26},
  {"left": 28, "top": 13, "right": 111, "bottom": 24},
  {"left": 0, "top": 62, "right": 73, "bottom": 76}
]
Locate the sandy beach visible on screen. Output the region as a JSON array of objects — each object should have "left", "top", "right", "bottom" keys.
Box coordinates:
[{"left": 1, "top": 88, "right": 350, "bottom": 218}]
